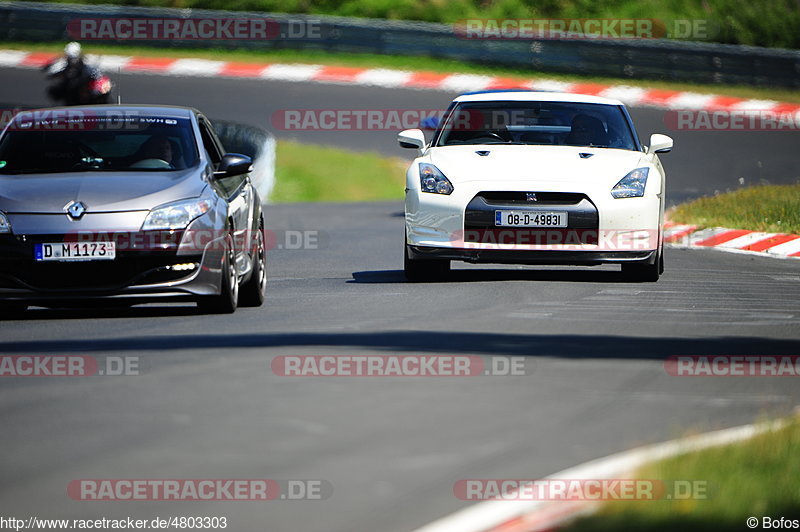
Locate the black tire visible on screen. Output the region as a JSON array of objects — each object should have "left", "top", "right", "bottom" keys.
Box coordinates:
[
  {"left": 239, "top": 222, "right": 267, "bottom": 307},
  {"left": 404, "top": 247, "right": 450, "bottom": 282},
  {"left": 658, "top": 246, "right": 665, "bottom": 274},
  {"left": 622, "top": 259, "right": 660, "bottom": 282},
  {"left": 0, "top": 301, "right": 28, "bottom": 319},
  {"left": 197, "top": 234, "right": 238, "bottom": 314}
]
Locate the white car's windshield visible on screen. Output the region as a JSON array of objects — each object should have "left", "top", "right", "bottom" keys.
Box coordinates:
[{"left": 436, "top": 101, "right": 638, "bottom": 150}]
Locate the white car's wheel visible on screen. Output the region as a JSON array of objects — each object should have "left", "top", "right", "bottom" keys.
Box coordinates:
[
  {"left": 404, "top": 247, "right": 450, "bottom": 282},
  {"left": 622, "top": 248, "right": 661, "bottom": 282}
]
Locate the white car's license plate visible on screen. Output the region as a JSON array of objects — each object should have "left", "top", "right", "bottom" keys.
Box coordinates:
[
  {"left": 495, "top": 210, "right": 568, "bottom": 227},
  {"left": 34, "top": 242, "right": 116, "bottom": 261}
]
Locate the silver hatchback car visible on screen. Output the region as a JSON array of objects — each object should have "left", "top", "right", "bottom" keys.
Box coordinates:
[{"left": 0, "top": 105, "right": 266, "bottom": 314}]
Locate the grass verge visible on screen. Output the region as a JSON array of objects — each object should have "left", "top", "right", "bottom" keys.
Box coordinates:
[
  {"left": 272, "top": 140, "right": 406, "bottom": 203},
  {"left": 2, "top": 41, "right": 800, "bottom": 104},
  {"left": 560, "top": 417, "right": 800, "bottom": 532},
  {"left": 669, "top": 184, "right": 800, "bottom": 233},
  {"left": 273, "top": 142, "right": 800, "bottom": 214}
]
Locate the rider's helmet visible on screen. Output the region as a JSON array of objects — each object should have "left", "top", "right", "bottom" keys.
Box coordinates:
[{"left": 64, "top": 42, "right": 82, "bottom": 61}]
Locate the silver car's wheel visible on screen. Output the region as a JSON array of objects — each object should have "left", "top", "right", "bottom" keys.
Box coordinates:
[
  {"left": 198, "top": 234, "right": 238, "bottom": 314},
  {"left": 239, "top": 222, "right": 267, "bottom": 307}
]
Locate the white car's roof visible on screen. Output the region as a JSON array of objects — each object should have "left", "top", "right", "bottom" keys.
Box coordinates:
[{"left": 453, "top": 90, "right": 624, "bottom": 106}]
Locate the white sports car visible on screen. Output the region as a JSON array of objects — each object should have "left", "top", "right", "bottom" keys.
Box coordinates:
[{"left": 399, "top": 90, "right": 673, "bottom": 282}]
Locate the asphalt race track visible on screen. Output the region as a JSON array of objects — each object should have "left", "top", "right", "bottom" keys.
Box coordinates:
[
  {"left": 2, "top": 67, "right": 799, "bottom": 203},
  {"left": 1, "top": 66, "right": 799, "bottom": 531}
]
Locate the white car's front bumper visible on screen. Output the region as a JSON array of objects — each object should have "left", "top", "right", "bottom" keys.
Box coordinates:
[{"left": 406, "top": 180, "right": 662, "bottom": 264}]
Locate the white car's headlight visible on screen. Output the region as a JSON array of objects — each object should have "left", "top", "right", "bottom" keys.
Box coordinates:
[
  {"left": 419, "top": 163, "right": 454, "bottom": 195},
  {"left": 142, "top": 198, "right": 214, "bottom": 231},
  {"left": 0, "top": 211, "right": 11, "bottom": 234},
  {"left": 611, "top": 167, "right": 649, "bottom": 198}
]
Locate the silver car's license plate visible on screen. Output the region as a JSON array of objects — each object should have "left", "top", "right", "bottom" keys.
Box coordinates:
[
  {"left": 34, "top": 242, "right": 116, "bottom": 261},
  {"left": 495, "top": 210, "right": 568, "bottom": 227}
]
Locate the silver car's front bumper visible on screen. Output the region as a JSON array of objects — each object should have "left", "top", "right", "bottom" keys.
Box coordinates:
[{"left": 0, "top": 233, "right": 226, "bottom": 303}]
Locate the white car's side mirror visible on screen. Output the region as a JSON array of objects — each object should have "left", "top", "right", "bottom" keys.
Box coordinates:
[
  {"left": 398, "top": 129, "right": 427, "bottom": 150},
  {"left": 648, "top": 134, "right": 673, "bottom": 154}
]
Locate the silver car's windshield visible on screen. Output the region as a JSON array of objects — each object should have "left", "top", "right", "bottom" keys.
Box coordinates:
[
  {"left": 0, "top": 115, "right": 200, "bottom": 174},
  {"left": 435, "top": 101, "right": 638, "bottom": 150}
]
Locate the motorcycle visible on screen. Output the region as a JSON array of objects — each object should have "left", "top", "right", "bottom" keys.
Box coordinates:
[{"left": 43, "top": 58, "right": 113, "bottom": 106}]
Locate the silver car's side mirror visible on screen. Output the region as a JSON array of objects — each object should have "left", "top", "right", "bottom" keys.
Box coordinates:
[{"left": 214, "top": 153, "right": 252, "bottom": 178}]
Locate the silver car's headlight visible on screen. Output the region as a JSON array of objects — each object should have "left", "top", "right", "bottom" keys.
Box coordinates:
[
  {"left": 419, "top": 163, "right": 454, "bottom": 195},
  {"left": 141, "top": 198, "right": 214, "bottom": 231},
  {"left": 0, "top": 211, "right": 11, "bottom": 234},
  {"left": 611, "top": 168, "right": 649, "bottom": 198}
]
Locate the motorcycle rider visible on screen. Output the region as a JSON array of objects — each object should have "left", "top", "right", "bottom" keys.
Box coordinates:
[{"left": 44, "top": 42, "right": 96, "bottom": 105}]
